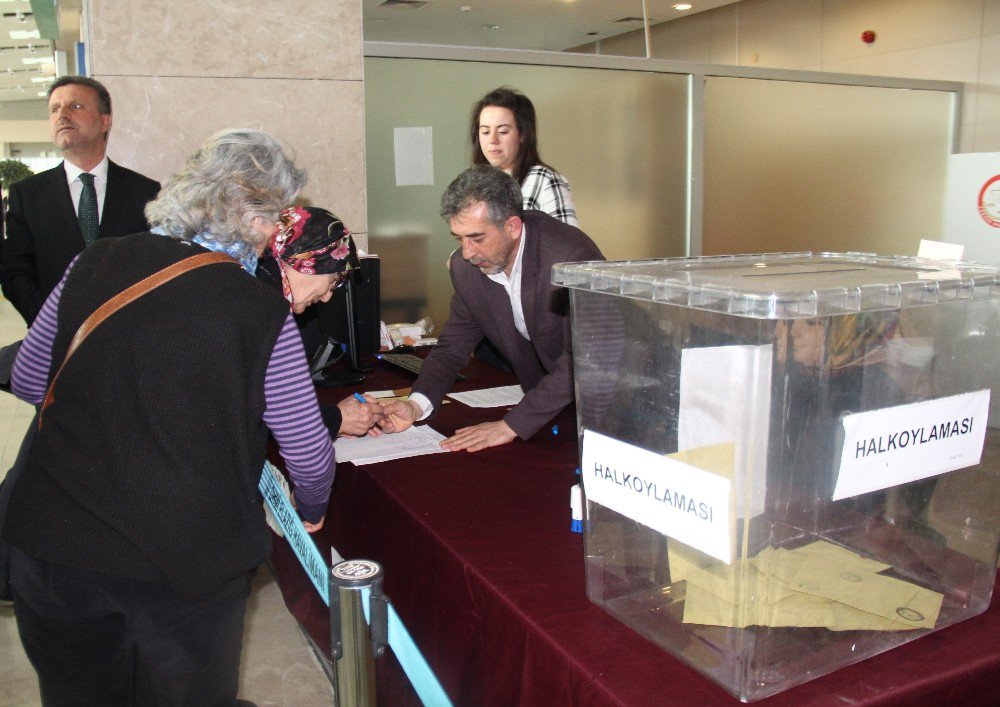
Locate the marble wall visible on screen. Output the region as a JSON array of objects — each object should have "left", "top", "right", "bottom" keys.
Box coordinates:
[{"left": 88, "top": 0, "right": 368, "bottom": 244}]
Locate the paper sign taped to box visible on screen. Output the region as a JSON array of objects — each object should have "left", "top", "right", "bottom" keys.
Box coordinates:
[
  {"left": 833, "top": 389, "right": 990, "bottom": 500},
  {"left": 581, "top": 430, "right": 733, "bottom": 563}
]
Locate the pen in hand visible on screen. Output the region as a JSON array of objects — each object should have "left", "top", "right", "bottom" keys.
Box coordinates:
[{"left": 354, "top": 393, "right": 383, "bottom": 437}]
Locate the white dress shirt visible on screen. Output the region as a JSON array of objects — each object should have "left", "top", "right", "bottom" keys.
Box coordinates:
[
  {"left": 486, "top": 224, "right": 528, "bottom": 341},
  {"left": 64, "top": 155, "right": 110, "bottom": 223}
]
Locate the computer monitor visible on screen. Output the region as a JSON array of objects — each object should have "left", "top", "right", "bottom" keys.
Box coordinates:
[{"left": 310, "top": 255, "right": 380, "bottom": 386}]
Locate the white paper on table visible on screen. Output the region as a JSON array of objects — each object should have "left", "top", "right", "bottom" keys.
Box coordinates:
[
  {"left": 447, "top": 385, "right": 524, "bottom": 408},
  {"left": 335, "top": 425, "right": 450, "bottom": 465},
  {"left": 678, "top": 345, "right": 772, "bottom": 520},
  {"left": 366, "top": 390, "right": 402, "bottom": 399}
]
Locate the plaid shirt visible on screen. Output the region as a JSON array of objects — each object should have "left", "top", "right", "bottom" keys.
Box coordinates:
[{"left": 521, "top": 165, "right": 578, "bottom": 227}]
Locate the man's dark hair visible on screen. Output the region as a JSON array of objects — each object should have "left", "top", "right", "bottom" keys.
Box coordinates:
[
  {"left": 47, "top": 75, "right": 112, "bottom": 115},
  {"left": 440, "top": 165, "right": 523, "bottom": 229}
]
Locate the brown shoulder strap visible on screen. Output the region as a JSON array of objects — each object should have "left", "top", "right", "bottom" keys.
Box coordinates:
[{"left": 39, "top": 251, "right": 237, "bottom": 429}]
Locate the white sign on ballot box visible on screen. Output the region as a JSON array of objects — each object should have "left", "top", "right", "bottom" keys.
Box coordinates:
[
  {"left": 833, "top": 390, "right": 990, "bottom": 501},
  {"left": 581, "top": 430, "right": 733, "bottom": 563}
]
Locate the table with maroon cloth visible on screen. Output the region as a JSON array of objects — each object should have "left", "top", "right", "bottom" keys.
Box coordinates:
[{"left": 269, "top": 356, "right": 1000, "bottom": 706}]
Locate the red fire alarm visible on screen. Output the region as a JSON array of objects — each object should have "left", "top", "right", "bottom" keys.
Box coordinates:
[{"left": 861, "top": 30, "right": 876, "bottom": 44}]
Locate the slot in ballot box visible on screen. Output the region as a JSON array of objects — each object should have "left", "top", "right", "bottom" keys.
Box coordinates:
[{"left": 552, "top": 252, "right": 1000, "bottom": 702}]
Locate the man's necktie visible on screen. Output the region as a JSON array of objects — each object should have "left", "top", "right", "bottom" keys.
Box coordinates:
[{"left": 78, "top": 172, "right": 99, "bottom": 245}]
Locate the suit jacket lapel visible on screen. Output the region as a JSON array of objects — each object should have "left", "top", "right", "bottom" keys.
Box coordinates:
[
  {"left": 484, "top": 275, "right": 521, "bottom": 358},
  {"left": 491, "top": 293, "right": 539, "bottom": 385},
  {"left": 47, "top": 163, "right": 85, "bottom": 247},
  {"left": 519, "top": 224, "right": 540, "bottom": 339},
  {"left": 484, "top": 230, "right": 543, "bottom": 379},
  {"left": 99, "top": 161, "right": 125, "bottom": 239}
]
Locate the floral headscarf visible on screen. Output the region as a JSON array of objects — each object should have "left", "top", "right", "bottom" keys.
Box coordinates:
[{"left": 269, "top": 206, "right": 359, "bottom": 304}]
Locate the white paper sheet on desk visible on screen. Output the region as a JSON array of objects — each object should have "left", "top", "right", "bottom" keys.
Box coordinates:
[
  {"left": 334, "top": 425, "right": 450, "bottom": 465},
  {"left": 447, "top": 385, "right": 524, "bottom": 408}
]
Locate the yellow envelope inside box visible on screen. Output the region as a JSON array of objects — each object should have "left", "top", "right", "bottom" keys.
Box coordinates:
[{"left": 674, "top": 539, "right": 941, "bottom": 631}]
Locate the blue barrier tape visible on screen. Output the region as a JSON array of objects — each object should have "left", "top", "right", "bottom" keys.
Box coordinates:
[
  {"left": 260, "top": 462, "right": 451, "bottom": 705},
  {"left": 259, "top": 462, "right": 329, "bottom": 604},
  {"left": 361, "top": 586, "right": 452, "bottom": 707}
]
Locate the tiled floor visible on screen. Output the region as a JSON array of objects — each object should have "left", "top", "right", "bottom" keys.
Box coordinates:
[{"left": 0, "top": 297, "right": 335, "bottom": 706}]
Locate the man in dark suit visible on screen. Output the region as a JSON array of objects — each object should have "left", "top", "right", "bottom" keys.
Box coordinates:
[
  {"left": 1, "top": 76, "right": 160, "bottom": 325},
  {"left": 381, "top": 165, "right": 604, "bottom": 452}
]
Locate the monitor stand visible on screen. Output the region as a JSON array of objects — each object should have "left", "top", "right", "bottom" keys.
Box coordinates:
[
  {"left": 309, "top": 336, "right": 366, "bottom": 387},
  {"left": 312, "top": 369, "right": 365, "bottom": 387}
]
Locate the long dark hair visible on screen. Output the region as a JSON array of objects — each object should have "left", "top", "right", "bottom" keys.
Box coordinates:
[{"left": 469, "top": 87, "right": 551, "bottom": 185}]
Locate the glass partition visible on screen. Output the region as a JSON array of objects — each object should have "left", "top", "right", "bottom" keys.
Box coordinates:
[
  {"left": 364, "top": 57, "right": 689, "bottom": 328},
  {"left": 702, "top": 77, "right": 954, "bottom": 257}
]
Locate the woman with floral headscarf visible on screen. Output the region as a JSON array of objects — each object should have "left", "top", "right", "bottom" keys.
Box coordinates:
[
  {"left": 261, "top": 205, "right": 383, "bottom": 438},
  {"left": 267, "top": 205, "right": 358, "bottom": 313}
]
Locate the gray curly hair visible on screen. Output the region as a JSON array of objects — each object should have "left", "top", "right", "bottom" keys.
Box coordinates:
[
  {"left": 440, "top": 165, "right": 523, "bottom": 230},
  {"left": 145, "top": 128, "right": 307, "bottom": 249}
]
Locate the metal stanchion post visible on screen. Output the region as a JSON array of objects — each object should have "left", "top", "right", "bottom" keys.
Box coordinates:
[{"left": 329, "top": 559, "right": 388, "bottom": 707}]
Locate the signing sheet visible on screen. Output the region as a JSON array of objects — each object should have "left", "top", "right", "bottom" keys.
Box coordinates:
[
  {"left": 334, "top": 425, "right": 450, "bottom": 465},
  {"left": 447, "top": 385, "right": 524, "bottom": 408}
]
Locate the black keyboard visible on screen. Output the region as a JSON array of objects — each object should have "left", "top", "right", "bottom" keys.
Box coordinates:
[
  {"left": 377, "top": 352, "right": 424, "bottom": 374},
  {"left": 377, "top": 352, "right": 466, "bottom": 380}
]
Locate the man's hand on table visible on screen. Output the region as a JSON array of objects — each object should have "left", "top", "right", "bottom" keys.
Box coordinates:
[
  {"left": 374, "top": 399, "right": 518, "bottom": 452},
  {"left": 442, "top": 420, "right": 516, "bottom": 452}
]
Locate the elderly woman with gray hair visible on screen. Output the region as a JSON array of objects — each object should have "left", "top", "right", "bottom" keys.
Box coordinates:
[{"left": 2, "top": 128, "right": 332, "bottom": 705}]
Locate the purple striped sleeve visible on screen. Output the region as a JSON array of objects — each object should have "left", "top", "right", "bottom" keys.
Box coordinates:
[
  {"left": 263, "top": 313, "right": 335, "bottom": 522},
  {"left": 11, "top": 258, "right": 75, "bottom": 404}
]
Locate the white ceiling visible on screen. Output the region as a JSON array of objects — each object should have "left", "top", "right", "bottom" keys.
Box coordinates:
[
  {"left": 0, "top": 0, "right": 53, "bottom": 104},
  {"left": 363, "top": 0, "right": 738, "bottom": 51},
  {"left": 1, "top": 0, "right": 736, "bottom": 109},
  {"left": 0, "top": 0, "right": 80, "bottom": 107}
]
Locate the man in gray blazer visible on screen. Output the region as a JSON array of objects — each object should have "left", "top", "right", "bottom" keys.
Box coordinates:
[
  {"left": 1, "top": 76, "right": 160, "bottom": 325},
  {"left": 382, "top": 165, "right": 603, "bottom": 452}
]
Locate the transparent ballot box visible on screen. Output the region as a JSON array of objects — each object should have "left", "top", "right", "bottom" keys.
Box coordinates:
[{"left": 552, "top": 253, "right": 1000, "bottom": 702}]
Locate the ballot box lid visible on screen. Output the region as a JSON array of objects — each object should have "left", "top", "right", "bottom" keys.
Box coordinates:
[{"left": 551, "top": 252, "right": 1000, "bottom": 319}]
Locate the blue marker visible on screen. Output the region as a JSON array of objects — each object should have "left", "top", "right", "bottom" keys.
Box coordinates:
[
  {"left": 551, "top": 425, "right": 559, "bottom": 435},
  {"left": 353, "top": 392, "right": 367, "bottom": 403}
]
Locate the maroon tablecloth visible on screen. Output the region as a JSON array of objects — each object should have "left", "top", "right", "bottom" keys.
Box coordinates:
[{"left": 270, "top": 356, "right": 1000, "bottom": 706}]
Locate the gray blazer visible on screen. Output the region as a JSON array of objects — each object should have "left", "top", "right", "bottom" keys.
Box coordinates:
[{"left": 412, "top": 210, "right": 604, "bottom": 439}]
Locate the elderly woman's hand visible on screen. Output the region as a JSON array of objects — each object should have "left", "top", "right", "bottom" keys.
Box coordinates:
[
  {"left": 302, "top": 517, "right": 325, "bottom": 533},
  {"left": 336, "top": 394, "right": 383, "bottom": 437}
]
